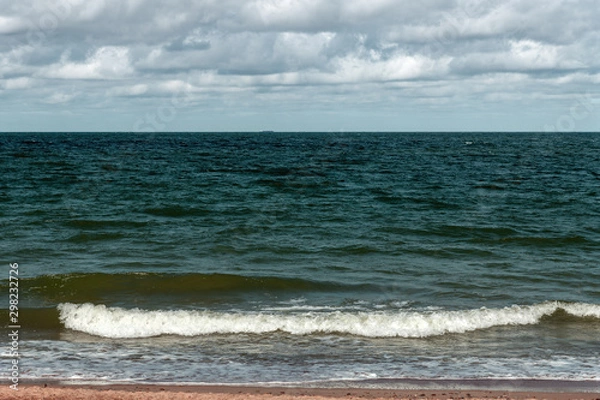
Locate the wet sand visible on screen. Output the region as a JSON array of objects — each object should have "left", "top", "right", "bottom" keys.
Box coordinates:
[{"left": 1, "top": 384, "right": 599, "bottom": 400}]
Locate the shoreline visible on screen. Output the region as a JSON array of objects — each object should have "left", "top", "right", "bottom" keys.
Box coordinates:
[
  {"left": 13, "top": 378, "right": 600, "bottom": 392},
  {"left": 1, "top": 381, "right": 598, "bottom": 400}
]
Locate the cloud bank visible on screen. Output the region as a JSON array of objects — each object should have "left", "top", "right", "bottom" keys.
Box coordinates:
[{"left": 0, "top": 0, "right": 598, "bottom": 131}]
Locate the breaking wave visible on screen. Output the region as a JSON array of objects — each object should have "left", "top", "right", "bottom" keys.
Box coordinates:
[{"left": 57, "top": 301, "right": 600, "bottom": 339}]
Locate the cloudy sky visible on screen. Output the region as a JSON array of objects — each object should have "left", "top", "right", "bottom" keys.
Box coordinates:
[{"left": 1, "top": 0, "right": 599, "bottom": 132}]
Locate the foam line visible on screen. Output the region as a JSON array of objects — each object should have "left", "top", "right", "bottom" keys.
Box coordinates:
[{"left": 57, "top": 301, "right": 600, "bottom": 339}]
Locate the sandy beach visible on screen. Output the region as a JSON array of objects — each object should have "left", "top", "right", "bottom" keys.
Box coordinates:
[{"left": 1, "top": 385, "right": 598, "bottom": 400}]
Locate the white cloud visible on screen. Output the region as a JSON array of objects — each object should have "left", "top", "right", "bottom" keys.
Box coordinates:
[
  {"left": 3, "top": 77, "right": 34, "bottom": 89},
  {"left": 41, "top": 46, "right": 133, "bottom": 80},
  {"left": 242, "top": 0, "right": 338, "bottom": 31},
  {"left": 273, "top": 32, "right": 333, "bottom": 68},
  {"left": 328, "top": 53, "right": 436, "bottom": 83},
  {"left": 158, "top": 80, "right": 196, "bottom": 94},
  {"left": 76, "top": 0, "right": 109, "bottom": 21},
  {"left": 107, "top": 83, "right": 148, "bottom": 96},
  {"left": 44, "top": 91, "right": 77, "bottom": 104},
  {"left": 508, "top": 40, "right": 555, "bottom": 68},
  {"left": 0, "top": 15, "right": 27, "bottom": 34}
]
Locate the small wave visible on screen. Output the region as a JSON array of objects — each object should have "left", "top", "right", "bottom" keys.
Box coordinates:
[
  {"left": 500, "top": 236, "right": 592, "bottom": 247},
  {"left": 142, "top": 205, "right": 209, "bottom": 217},
  {"left": 64, "top": 219, "right": 148, "bottom": 229},
  {"left": 14, "top": 273, "right": 356, "bottom": 304},
  {"left": 57, "top": 301, "right": 600, "bottom": 339},
  {"left": 66, "top": 232, "right": 126, "bottom": 243}
]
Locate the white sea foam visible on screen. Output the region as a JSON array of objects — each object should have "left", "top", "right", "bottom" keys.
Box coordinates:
[{"left": 57, "top": 301, "right": 600, "bottom": 339}]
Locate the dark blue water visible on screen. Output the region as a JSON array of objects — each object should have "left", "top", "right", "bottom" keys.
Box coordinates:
[{"left": 1, "top": 132, "right": 599, "bottom": 387}]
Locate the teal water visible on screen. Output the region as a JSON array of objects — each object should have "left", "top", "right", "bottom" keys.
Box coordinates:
[{"left": 1, "top": 132, "right": 599, "bottom": 386}]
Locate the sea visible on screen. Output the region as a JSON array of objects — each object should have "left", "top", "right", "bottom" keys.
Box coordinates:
[{"left": 1, "top": 132, "right": 599, "bottom": 390}]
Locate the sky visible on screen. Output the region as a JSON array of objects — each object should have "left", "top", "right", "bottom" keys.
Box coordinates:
[{"left": 0, "top": 0, "right": 599, "bottom": 132}]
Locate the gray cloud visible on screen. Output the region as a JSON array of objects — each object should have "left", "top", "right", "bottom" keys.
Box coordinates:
[{"left": 0, "top": 0, "right": 598, "bottom": 131}]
